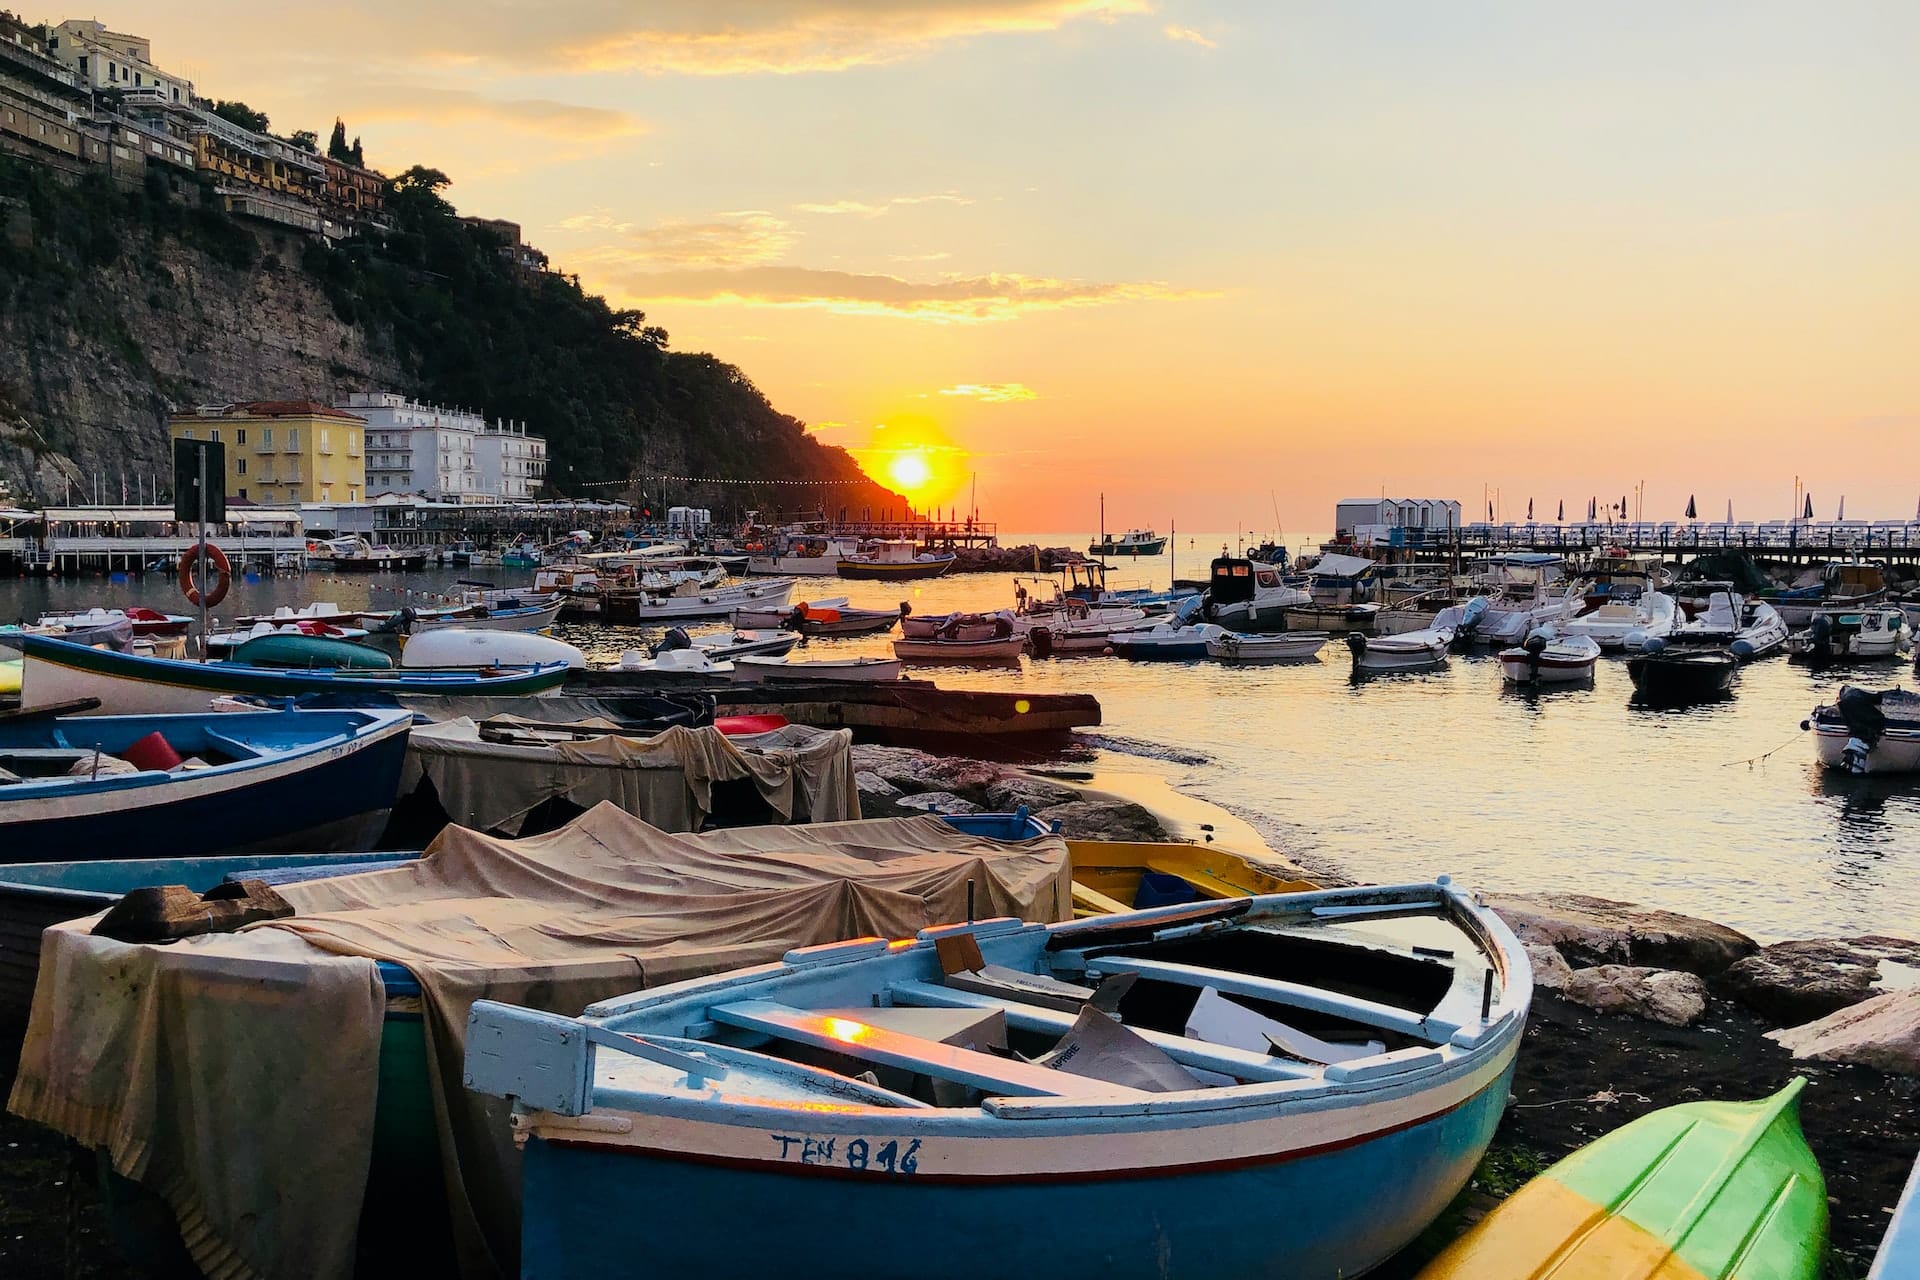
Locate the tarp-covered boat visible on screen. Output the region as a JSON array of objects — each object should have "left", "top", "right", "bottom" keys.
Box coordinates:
[{"left": 468, "top": 876, "right": 1532, "bottom": 1280}]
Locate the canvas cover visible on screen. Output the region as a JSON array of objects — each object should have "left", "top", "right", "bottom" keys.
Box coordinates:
[
  {"left": 9, "top": 806, "right": 1070, "bottom": 1280},
  {"left": 402, "top": 718, "right": 858, "bottom": 834},
  {"left": 1309, "top": 552, "right": 1376, "bottom": 579}
]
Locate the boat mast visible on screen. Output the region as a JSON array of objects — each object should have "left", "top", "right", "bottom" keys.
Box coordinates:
[{"left": 1098, "top": 492, "right": 1105, "bottom": 548}]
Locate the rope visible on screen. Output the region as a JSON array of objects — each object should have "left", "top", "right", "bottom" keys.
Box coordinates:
[
  {"left": 1722, "top": 732, "right": 1804, "bottom": 769},
  {"left": 1513, "top": 1087, "right": 1650, "bottom": 1110}
]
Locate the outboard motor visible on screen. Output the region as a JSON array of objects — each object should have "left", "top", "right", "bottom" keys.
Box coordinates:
[
  {"left": 1807, "top": 612, "right": 1835, "bottom": 663},
  {"left": 899, "top": 601, "right": 912, "bottom": 618},
  {"left": 1834, "top": 685, "right": 1887, "bottom": 774},
  {"left": 1459, "top": 595, "right": 1489, "bottom": 634},
  {"left": 1344, "top": 632, "right": 1368, "bottom": 659},
  {"left": 656, "top": 626, "right": 692, "bottom": 654},
  {"left": 1029, "top": 626, "right": 1054, "bottom": 658}
]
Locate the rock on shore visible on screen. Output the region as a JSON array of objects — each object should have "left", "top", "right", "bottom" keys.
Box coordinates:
[
  {"left": 1488, "top": 892, "right": 1757, "bottom": 975},
  {"left": 1767, "top": 989, "right": 1920, "bottom": 1075},
  {"left": 1719, "top": 936, "right": 1920, "bottom": 1025},
  {"left": 949, "top": 544, "right": 1081, "bottom": 574},
  {"left": 850, "top": 744, "right": 1171, "bottom": 842}
]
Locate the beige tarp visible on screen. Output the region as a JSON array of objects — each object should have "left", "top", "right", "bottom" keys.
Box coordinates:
[
  {"left": 9, "top": 805, "right": 1070, "bottom": 1280},
  {"left": 403, "top": 719, "right": 858, "bottom": 835}
]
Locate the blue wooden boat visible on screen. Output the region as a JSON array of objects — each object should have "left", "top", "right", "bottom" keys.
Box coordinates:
[
  {"left": 0, "top": 706, "right": 414, "bottom": 861},
  {"left": 1874, "top": 1153, "right": 1920, "bottom": 1279},
  {"left": 17, "top": 632, "right": 570, "bottom": 716},
  {"left": 468, "top": 876, "right": 1532, "bottom": 1280}
]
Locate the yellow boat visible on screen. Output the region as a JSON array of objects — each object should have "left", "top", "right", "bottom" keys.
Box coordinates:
[{"left": 1067, "top": 838, "right": 1317, "bottom": 916}]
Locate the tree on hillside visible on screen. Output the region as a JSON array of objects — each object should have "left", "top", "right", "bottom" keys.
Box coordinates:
[
  {"left": 210, "top": 100, "right": 269, "bottom": 134},
  {"left": 288, "top": 129, "right": 318, "bottom": 153},
  {"left": 393, "top": 166, "right": 451, "bottom": 196},
  {"left": 327, "top": 119, "right": 351, "bottom": 162},
  {"left": 351, "top": 136, "right": 364, "bottom": 166}
]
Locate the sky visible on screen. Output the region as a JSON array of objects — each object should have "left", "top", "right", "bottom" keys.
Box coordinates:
[{"left": 101, "top": 1, "right": 1920, "bottom": 534}]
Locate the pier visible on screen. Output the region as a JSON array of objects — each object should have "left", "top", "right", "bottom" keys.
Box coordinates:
[{"left": 1343, "top": 520, "right": 1920, "bottom": 569}]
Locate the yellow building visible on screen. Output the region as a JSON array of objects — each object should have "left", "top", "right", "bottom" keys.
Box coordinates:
[{"left": 168, "top": 401, "right": 366, "bottom": 505}]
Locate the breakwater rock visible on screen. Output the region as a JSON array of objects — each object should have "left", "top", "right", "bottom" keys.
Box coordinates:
[
  {"left": 851, "top": 743, "right": 1168, "bottom": 841},
  {"left": 948, "top": 544, "right": 1081, "bottom": 574},
  {"left": 1487, "top": 892, "right": 1758, "bottom": 975}
]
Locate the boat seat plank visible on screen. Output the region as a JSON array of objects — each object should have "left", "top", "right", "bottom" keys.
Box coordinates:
[
  {"left": 885, "top": 980, "right": 1315, "bottom": 1082},
  {"left": 1084, "top": 957, "right": 1453, "bottom": 1041},
  {"left": 707, "top": 1000, "right": 1146, "bottom": 1099}
]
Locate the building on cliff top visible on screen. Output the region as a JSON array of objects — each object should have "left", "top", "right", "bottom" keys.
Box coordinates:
[
  {"left": 458, "top": 216, "right": 550, "bottom": 274},
  {"left": 45, "top": 19, "right": 192, "bottom": 104},
  {"left": 341, "top": 392, "right": 546, "bottom": 504},
  {"left": 170, "top": 401, "right": 368, "bottom": 506}
]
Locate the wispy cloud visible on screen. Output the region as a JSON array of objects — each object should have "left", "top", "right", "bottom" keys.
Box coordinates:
[
  {"left": 795, "top": 192, "right": 973, "bottom": 217},
  {"left": 890, "top": 250, "right": 954, "bottom": 263},
  {"left": 345, "top": 84, "right": 645, "bottom": 139},
  {"left": 559, "top": 210, "right": 797, "bottom": 268},
  {"left": 603, "top": 265, "right": 1216, "bottom": 321},
  {"left": 1162, "top": 24, "right": 1217, "bottom": 50},
  {"left": 938, "top": 383, "right": 1039, "bottom": 402}
]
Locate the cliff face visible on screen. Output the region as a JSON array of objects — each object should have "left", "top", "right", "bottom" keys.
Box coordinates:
[{"left": 0, "top": 160, "right": 895, "bottom": 512}]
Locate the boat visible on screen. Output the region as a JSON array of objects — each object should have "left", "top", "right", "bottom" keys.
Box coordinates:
[
  {"left": 465, "top": 876, "right": 1533, "bottom": 1280},
  {"left": 1805, "top": 685, "right": 1920, "bottom": 774},
  {"left": 1874, "top": 1152, "right": 1920, "bottom": 1279},
  {"left": 902, "top": 611, "right": 1020, "bottom": 642},
  {"left": 1627, "top": 643, "right": 1737, "bottom": 705},
  {"left": 1026, "top": 611, "right": 1155, "bottom": 657},
  {"left": 204, "top": 620, "right": 371, "bottom": 659},
  {"left": 691, "top": 629, "right": 802, "bottom": 661},
  {"left": 1108, "top": 621, "right": 1226, "bottom": 661},
  {"left": 232, "top": 633, "right": 394, "bottom": 670},
  {"left": 1417, "top": 1080, "right": 1824, "bottom": 1280},
  {"left": 233, "top": 601, "right": 372, "bottom": 629},
  {"left": 614, "top": 629, "right": 798, "bottom": 676},
  {"left": 1065, "top": 839, "right": 1317, "bottom": 916},
  {"left": 1497, "top": 629, "right": 1601, "bottom": 685},
  {"left": 785, "top": 601, "right": 908, "bottom": 638},
  {"left": 1788, "top": 605, "right": 1908, "bottom": 664},
  {"left": 1202, "top": 557, "right": 1312, "bottom": 632},
  {"left": 501, "top": 541, "right": 544, "bottom": 568},
  {"left": 1560, "top": 587, "right": 1676, "bottom": 651},
  {"left": 306, "top": 536, "right": 430, "bottom": 572},
  {"left": 893, "top": 634, "right": 1026, "bottom": 663},
  {"left": 38, "top": 607, "right": 191, "bottom": 638},
  {"left": 736, "top": 596, "right": 846, "bottom": 629},
  {"left": 1087, "top": 494, "right": 1167, "bottom": 557},
  {"left": 399, "top": 629, "right": 586, "bottom": 670},
  {"left": 406, "top": 589, "right": 566, "bottom": 635},
  {"left": 604, "top": 577, "right": 797, "bottom": 625},
  {"left": 746, "top": 531, "right": 862, "bottom": 576},
  {"left": 0, "top": 706, "right": 414, "bottom": 861},
  {"left": 535, "top": 564, "right": 620, "bottom": 620},
  {"left": 617, "top": 647, "right": 739, "bottom": 678},
  {"left": 1430, "top": 557, "right": 1581, "bottom": 646},
  {"left": 1205, "top": 630, "right": 1330, "bottom": 663},
  {"left": 837, "top": 540, "right": 957, "bottom": 581},
  {"left": 1759, "top": 559, "right": 1887, "bottom": 627},
  {"left": 1347, "top": 625, "right": 1454, "bottom": 673},
  {"left": 16, "top": 633, "right": 572, "bottom": 715},
  {"left": 1670, "top": 591, "right": 1790, "bottom": 660},
  {"left": 731, "top": 654, "right": 905, "bottom": 683}
]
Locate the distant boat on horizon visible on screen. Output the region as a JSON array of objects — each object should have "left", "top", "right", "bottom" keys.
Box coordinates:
[{"left": 1088, "top": 492, "right": 1167, "bottom": 556}]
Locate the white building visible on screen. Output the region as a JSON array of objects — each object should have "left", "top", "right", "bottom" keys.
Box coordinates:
[
  {"left": 340, "top": 392, "right": 545, "bottom": 504},
  {"left": 1334, "top": 497, "right": 1462, "bottom": 540},
  {"left": 45, "top": 21, "right": 192, "bottom": 104}
]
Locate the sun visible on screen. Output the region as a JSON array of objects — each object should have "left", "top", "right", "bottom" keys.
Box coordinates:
[{"left": 887, "top": 450, "right": 933, "bottom": 493}]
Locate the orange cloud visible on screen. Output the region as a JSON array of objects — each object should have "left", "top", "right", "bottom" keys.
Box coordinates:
[
  {"left": 938, "top": 383, "right": 1038, "bottom": 402},
  {"left": 560, "top": 210, "right": 797, "bottom": 268},
  {"left": 602, "top": 265, "right": 1215, "bottom": 320},
  {"left": 1163, "top": 24, "right": 1217, "bottom": 49},
  {"left": 795, "top": 192, "right": 973, "bottom": 216},
  {"left": 345, "top": 84, "right": 644, "bottom": 139}
]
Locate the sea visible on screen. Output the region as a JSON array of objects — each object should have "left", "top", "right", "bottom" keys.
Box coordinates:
[{"left": 5, "top": 530, "right": 1916, "bottom": 944}]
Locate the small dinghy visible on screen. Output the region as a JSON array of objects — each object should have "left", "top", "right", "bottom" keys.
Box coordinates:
[
  {"left": 1347, "top": 625, "right": 1454, "bottom": 673},
  {"left": 1206, "top": 630, "right": 1330, "bottom": 663},
  {"left": 1497, "top": 628, "right": 1601, "bottom": 685},
  {"left": 232, "top": 633, "right": 393, "bottom": 670},
  {"left": 902, "top": 610, "right": 1019, "bottom": 641},
  {"left": 1419, "top": 1080, "right": 1824, "bottom": 1280},
  {"left": 1627, "top": 642, "right": 1736, "bottom": 705},
  {"left": 204, "top": 621, "right": 370, "bottom": 660},
  {"left": 467, "top": 877, "right": 1532, "bottom": 1280},
  {"left": 785, "top": 601, "right": 907, "bottom": 638},
  {"left": 1805, "top": 685, "right": 1920, "bottom": 774},
  {"left": 731, "top": 654, "right": 905, "bottom": 683},
  {"left": 39, "top": 607, "right": 192, "bottom": 638},
  {"left": 694, "top": 629, "right": 800, "bottom": 660},
  {"left": 736, "top": 596, "right": 847, "bottom": 629},
  {"left": 893, "top": 634, "right": 1026, "bottom": 663},
  {"left": 400, "top": 628, "right": 586, "bottom": 670},
  {"left": 1107, "top": 621, "right": 1225, "bottom": 661}
]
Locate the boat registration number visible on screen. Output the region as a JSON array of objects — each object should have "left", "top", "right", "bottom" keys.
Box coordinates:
[{"left": 766, "top": 1133, "right": 921, "bottom": 1175}]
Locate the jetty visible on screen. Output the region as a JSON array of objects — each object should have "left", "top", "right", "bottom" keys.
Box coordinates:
[{"left": 1339, "top": 520, "right": 1920, "bottom": 570}]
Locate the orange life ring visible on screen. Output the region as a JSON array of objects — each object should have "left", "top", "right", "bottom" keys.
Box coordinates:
[{"left": 178, "top": 543, "right": 232, "bottom": 608}]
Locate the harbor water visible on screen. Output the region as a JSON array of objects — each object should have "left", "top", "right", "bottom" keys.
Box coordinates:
[{"left": 4, "top": 532, "right": 1915, "bottom": 943}]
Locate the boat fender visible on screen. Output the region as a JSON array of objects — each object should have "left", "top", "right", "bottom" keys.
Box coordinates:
[
  {"left": 177, "top": 543, "right": 232, "bottom": 608},
  {"left": 1730, "top": 638, "right": 1755, "bottom": 660},
  {"left": 1640, "top": 636, "right": 1666, "bottom": 655}
]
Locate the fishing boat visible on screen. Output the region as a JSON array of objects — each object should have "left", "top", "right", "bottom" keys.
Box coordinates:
[
  {"left": 689, "top": 629, "right": 802, "bottom": 661},
  {"left": 1788, "top": 605, "right": 1908, "bottom": 664},
  {"left": 1087, "top": 493, "right": 1167, "bottom": 557},
  {"left": 1347, "top": 626, "right": 1454, "bottom": 673},
  {"left": 1108, "top": 621, "right": 1226, "bottom": 661},
  {"left": 1417, "top": 1080, "right": 1824, "bottom": 1280},
  {"left": 604, "top": 577, "right": 798, "bottom": 625},
  {"left": 746, "top": 532, "right": 862, "bottom": 576},
  {"left": 1560, "top": 588, "right": 1676, "bottom": 651},
  {"left": 837, "top": 540, "right": 957, "bottom": 581},
  {"left": 1026, "top": 612, "right": 1155, "bottom": 657},
  {"left": 902, "top": 611, "right": 1020, "bottom": 642},
  {"left": 1805, "top": 686, "right": 1920, "bottom": 774},
  {"left": 893, "top": 634, "right": 1026, "bottom": 663},
  {"left": 306, "top": 536, "right": 430, "bottom": 572},
  {"left": 1626, "top": 644, "right": 1737, "bottom": 705},
  {"left": 0, "top": 706, "right": 414, "bottom": 861},
  {"left": 398, "top": 629, "right": 586, "bottom": 670},
  {"left": 732, "top": 655, "right": 905, "bottom": 683},
  {"left": 1202, "top": 557, "right": 1311, "bottom": 632},
  {"left": 785, "top": 601, "right": 908, "bottom": 638},
  {"left": 1497, "top": 629, "right": 1601, "bottom": 685},
  {"left": 38, "top": 607, "right": 191, "bottom": 638},
  {"left": 1670, "top": 591, "right": 1789, "bottom": 660},
  {"left": 1206, "top": 630, "right": 1330, "bottom": 663},
  {"left": 203, "top": 621, "right": 371, "bottom": 659},
  {"left": 1064, "top": 839, "right": 1317, "bottom": 916},
  {"left": 501, "top": 541, "right": 544, "bottom": 569},
  {"left": 465, "top": 876, "right": 1532, "bottom": 1280},
  {"left": 16, "top": 633, "right": 571, "bottom": 715},
  {"left": 736, "top": 596, "right": 846, "bottom": 629}
]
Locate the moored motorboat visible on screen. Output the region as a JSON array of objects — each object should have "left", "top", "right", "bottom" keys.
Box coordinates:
[
  {"left": 307, "top": 536, "right": 430, "bottom": 572},
  {"left": 1805, "top": 685, "right": 1920, "bottom": 774},
  {"left": 0, "top": 706, "right": 414, "bottom": 860},
  {"left": 605, "top": 577, "right": 797, "bottom": 624},
  {"left": 407, "top": 593, "right": 565, "bottom": 634},
  {"left": 1670, "top": 591, "right": 1789, "bottom": 660},
  {"left": 1202, "top": 557, "right": 1311, "bottom": 632},
  {"left": 234, "top": 602, "right": 371, "bottom": 629},
  {"left": 38, "top": 607, "right": 191, "bottom": 638},
  {"left": 785, "top": 601, "right": 907, "bottom": 638},
  {"left": 203, "top": 620, "right": 371, "bottom": 659},
  {"left": 1205, "top": 630, "right": 1330, "bottom": 663},
  {"left": 1626, "top": 643, "right": 1737, "bottom": 705},
  {"left": 837, "top": 539, "right": 957, "bottom": 580},
  {"left": 1561, "top": 588, "right": 1676, "bottom": 651},
  {"left": 731, "top": 654, "right": 905, "bottom": 683},
  {"left": 893, "top": 634, "right": 1026, "bottom": 663},
  {"left": 1418, "top": 1080, "right": 1824, "bottom": 1280},
  {"left": 1497, "top": 629, "right": 1601, "bottom": 685},
  {"left": 1087, "top": 528, "right": 1167, "bottom": 556},
  {"left": 1759, "top": 559, "right": 1887, "bottom": 628},
  {"left": 736, "top": 596, "right": 846, "bottom": 629},
  {"left": 1347, "top": 625, "right": 1454, "bottom": 673},
  {"left": 465, "top": 877, "right": 1532, "bottom": 1280},
  {"left": 233, "top": 633, "right": 393, "bottom": 670},
  {"left": 1107, "top": 621, "right": 1225, "bottom": 661},
  {"left": 1787, "top": 605, "right": 1908, "bottom": 664},
  {"left": 691, "top": 629, "right": 801, "bottom": 661},
  {"left": 17, "top": 633, "right": 572, "bottom": 715}
]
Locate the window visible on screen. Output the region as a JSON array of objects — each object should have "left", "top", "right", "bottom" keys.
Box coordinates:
[
  {"left": 208, "top": 428, "right": 220, "bottom": 442},
  {"left": 287, "top": 428, "right": 298, "bottom": 450},
  {"left": 236, "top": 458, "right": 247, "bottom": 475},
  {"left": 237, "top": 488, "right": 247, "bottom": 501},
  {"left": 235, "top": 428, "right": 246, "bottom": 445},
  {"left": 319, "top": 429, "right": 330, "bottom": 453},
  {"left": 180, "top": 428, "right": 194, "bottom": 440},
  {"left": 261, "top": 427, "right": 272, "bottom": 448}
]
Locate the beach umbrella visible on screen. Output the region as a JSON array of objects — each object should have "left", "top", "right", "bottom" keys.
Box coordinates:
[
  {"left": 1557, "top": 499, "right": 1564, "bottom": 521},
  {"left": 1620, "top": 495, "right": 1628, "bottom": 519},
  {"left": 1726, "top": 499, "right": 1733, "bottom": 524},
  {"left": 1837, "top": 495, "right": 1845, "bottom": 521},
  {"left": 1526, "top": 498, "right": 1533, "bottom": 520},
  {"left": 1487, "top": 499, "right": 1494, "bottom": 521},
  {"left": 1588, "top": 496, "right": 1596, "bottom": 520},
  {"left": 1685, "top": 494, "right": 1696, "bottom": 519},
  {"left": 1804, "top": 493, "right": 1814, "bottom": 519}
]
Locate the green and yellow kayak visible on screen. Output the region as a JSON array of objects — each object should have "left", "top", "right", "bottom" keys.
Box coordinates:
[{"left": 1420, "top": 1079, "right": 1826, "bottom": 1280}]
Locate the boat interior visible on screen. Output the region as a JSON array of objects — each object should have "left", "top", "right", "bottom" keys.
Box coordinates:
[
  {"left": 520, "top": 890, "right": 1516, "bottom": 1114},
  {"left": 0, "top": 711, "right": 377, "bottom": 785}
]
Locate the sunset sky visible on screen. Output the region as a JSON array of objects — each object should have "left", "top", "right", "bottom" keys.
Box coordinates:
[{"left": 114, "top": 2, "right": 1918, "bottom": 533}]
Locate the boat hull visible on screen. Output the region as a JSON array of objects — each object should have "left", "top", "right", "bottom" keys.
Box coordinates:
[
  {"left": 1088, "top": 537, "right": 1167, "bottom": 556},
  {"left": 518, "top": 1058, "right": 1515, "bottom": 1280},
  {"left": 1497, "top": 650, "right": 1598, "bottom": 684},
  {"left": 1812, "top": 725, "right": 1920, "bottom": 774},
  {"left": 837, "top": 556, "right": 957, "bottom": 581},
  {"left": 1206, "top": 633, "right": 1328, "bottom": 662},
  {"left": 411, "top": 599, "right": 565, "bottom": 634},
  {"left": 893, "top": 637, "right": 1025, "bottom": 662},
  {"left": 730, "top": 657, "right": 904, "bottom": 683},
  {"left": 606, "top": 582, "right": 796, "bottom": 624},
  {"left": 1285, "top": 604, "right": 1380, "bottom": 634},
  {"left": 1627, "top": 654, "right": 1736, "bottom": 704}
]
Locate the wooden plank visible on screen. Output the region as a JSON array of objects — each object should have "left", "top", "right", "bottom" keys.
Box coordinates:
[
  {"left": 708, "top": 999, "right": 1144, "bottom": 1098},
  {"left": 1084, "top": 956, "right": 1453, "bottom": 1041}
]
